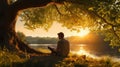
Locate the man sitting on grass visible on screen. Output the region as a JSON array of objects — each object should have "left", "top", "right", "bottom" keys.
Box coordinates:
[{"left": 48, "top": 32, "right": 70, "bottom": 57}]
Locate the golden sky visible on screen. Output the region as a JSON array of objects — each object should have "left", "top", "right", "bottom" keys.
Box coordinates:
[{"left": 16, "top": 19, "right": 89, "bottom": 37}]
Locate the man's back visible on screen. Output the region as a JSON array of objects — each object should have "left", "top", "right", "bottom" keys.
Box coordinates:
[{"left": 57, "top": 39, "right": 70, "bottom": 57}]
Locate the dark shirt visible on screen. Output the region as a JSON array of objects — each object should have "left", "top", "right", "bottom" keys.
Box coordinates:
[{"left": 56, "top": 39, "right": 70, "bottom": 57}]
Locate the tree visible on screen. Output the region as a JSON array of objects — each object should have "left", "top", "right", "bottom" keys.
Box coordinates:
[
  {"left": 17, "top": 31, "right": 26, "bottom": 42},
  {"left": 0, "top": 0, "right": 53, "bottom": 54},
  {"left": 0, "top": 0, "right": 119, "bottom": 54}
]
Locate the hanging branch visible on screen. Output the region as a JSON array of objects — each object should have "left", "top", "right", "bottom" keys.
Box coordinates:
[
  {"left": 53, "top": 4, "right": 62, "bottom": 15},
  {"left": 111, "top": 26, "right": 120, "bottom": 41},
  {"left": 22, "top": 11, "right": 31, "bottom": 22},
  {"left": 91, "top": 11, "right": 120, "bottom": 27},
  {"left": 63, "top": 2, "right": 79, "bottom": 23}
]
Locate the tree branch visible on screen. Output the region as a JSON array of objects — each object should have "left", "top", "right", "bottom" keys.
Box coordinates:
[
  {"left": 53, "top": 4, "right": 62, "bottom": 15},
  {"left": 91, "top": 11, "right": 113, "bottom": 26},
  {"left": 10, "top": 0, "right": 53, "bottom": 11},
  {"left": 10, "top": 0, "right": 93, "bottom": 12},
  {"left": 91, "top": 11, "right": 120, "bottom": 27},
  {"left": 63, "top": 2, "right": 79, "bottom": 22},
  {"left": 111, "top": 26, "right": 120, "bottom": 41}
]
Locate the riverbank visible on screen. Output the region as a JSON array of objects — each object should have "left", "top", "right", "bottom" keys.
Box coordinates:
[{"left": 0, "top": 48, "right": 120, "bottom": 67}]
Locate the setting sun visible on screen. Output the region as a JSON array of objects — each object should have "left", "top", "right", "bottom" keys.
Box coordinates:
[{"left": 77, "top": 28, "right": 90, "bottom": 37}]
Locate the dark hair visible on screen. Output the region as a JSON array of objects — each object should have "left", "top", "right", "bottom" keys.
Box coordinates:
[{"left": 58, "top": 32, "right": 64, "bottom": 38}]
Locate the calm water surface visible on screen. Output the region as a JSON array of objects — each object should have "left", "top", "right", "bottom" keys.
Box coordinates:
[
  {"left": 29, "top": 44, "right": 119, "bottom": 56},
  {"left": 29, "top": 44, "right": 120, "bottom": 62}
]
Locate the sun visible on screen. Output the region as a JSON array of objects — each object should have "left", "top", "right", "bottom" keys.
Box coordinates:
[{"left": 78, "top": 28, "right": 90, "bottom": 37}]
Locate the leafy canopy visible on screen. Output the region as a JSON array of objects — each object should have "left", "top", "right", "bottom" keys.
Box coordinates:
[{"left": 9, "top": 0, "right": 120, "bottom": 49}]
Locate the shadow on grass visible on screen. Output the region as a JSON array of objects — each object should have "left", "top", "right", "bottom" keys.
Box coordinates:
[{"left": 12, "top": 55, "right": 64, "bottom": 67}]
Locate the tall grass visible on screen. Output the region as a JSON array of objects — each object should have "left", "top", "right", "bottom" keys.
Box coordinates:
[
  {"left": 0, "top": 48, "right": 120, "bottom": 67},
  {"left": 0, "top": 48, "right": 28, "bottom": 67},
  {"left": 55, "top": 55, "right": 120, "bottom": 67}
]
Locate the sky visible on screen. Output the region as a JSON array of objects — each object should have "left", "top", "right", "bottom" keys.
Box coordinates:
[{"left": 15, "top": 19, "right": 85, "bottom": 37}]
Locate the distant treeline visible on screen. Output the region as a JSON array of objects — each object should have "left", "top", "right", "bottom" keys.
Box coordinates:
[
  {"left": 26, "top": 36, "right": 58, "bottom": 44},
  {"left": 25, "top": 33, "right": 108, "bottom": 45}
]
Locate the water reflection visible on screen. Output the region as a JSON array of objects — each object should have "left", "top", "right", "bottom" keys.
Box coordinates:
[
  {"left": 30, "top": 44, "right": 96, "bottom": 57},
  {"left": 29, "top": 44, "right": 120, "bottom": 62},
  {"left": 70, "top": 44, "right": 97, "bottom": 58},
  {"left": 29, "top": 44, "right": 120, "bottom": 57},
  {"left": 29, "top": 44, "right": 56, "bottom": 53}
]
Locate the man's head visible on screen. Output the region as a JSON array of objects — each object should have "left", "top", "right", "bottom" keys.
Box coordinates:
[{"left": 57, "top": 32, "right": 64, "bottom": 39}]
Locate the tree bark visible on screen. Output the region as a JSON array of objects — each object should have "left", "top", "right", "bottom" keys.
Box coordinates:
[{"left": 0, "top": 0, "right": 50, "bottom": 54}]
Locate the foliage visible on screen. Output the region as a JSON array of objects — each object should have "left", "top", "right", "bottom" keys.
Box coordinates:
[
  {"left": 90, "top": 0, "right": 120, "bottom": 49},
  {"left": 20, "top": 5, "right": 58, "bottom": 30},
  {"left": 0, "top": 48, "right": 27, "bottom": 67},
  {"left": 18, "top": 0, "right": 120, "bottom": 49}
]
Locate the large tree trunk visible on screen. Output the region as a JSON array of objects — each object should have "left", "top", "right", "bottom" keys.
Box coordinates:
[{"left": 0, "top": 0, "right": 42, "bottom": 54}]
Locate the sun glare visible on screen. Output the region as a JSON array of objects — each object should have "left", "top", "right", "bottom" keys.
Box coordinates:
[
  {"left": 71, "top": 45, "right": 97, "bottom": 58},
  {"left": 78, "top": 28, "right": 90, "bottom": 37},
  {"left": 76, "top": 49, "right": 97, "bottom": 58},
  {"left": 76, "top": 46, "right": 89, "bottom": 55}
]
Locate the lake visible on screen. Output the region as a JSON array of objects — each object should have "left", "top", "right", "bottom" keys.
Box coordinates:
[
  {"left": 29, "top": 44, "right": 88, "bottom": 53},
  {"left": 29, "top": 44, "right": 120, "bottom": 58},
  {"left": 29, "top": 44, "right": 120, "bottom": 62}
]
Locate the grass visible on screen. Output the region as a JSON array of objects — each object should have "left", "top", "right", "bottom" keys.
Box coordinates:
[
  {"left": 0, "top": 49, "right": 28, "bottom": 67},
  {"left": 0, "top": 48, "right": 120, "bottom": 67}
]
